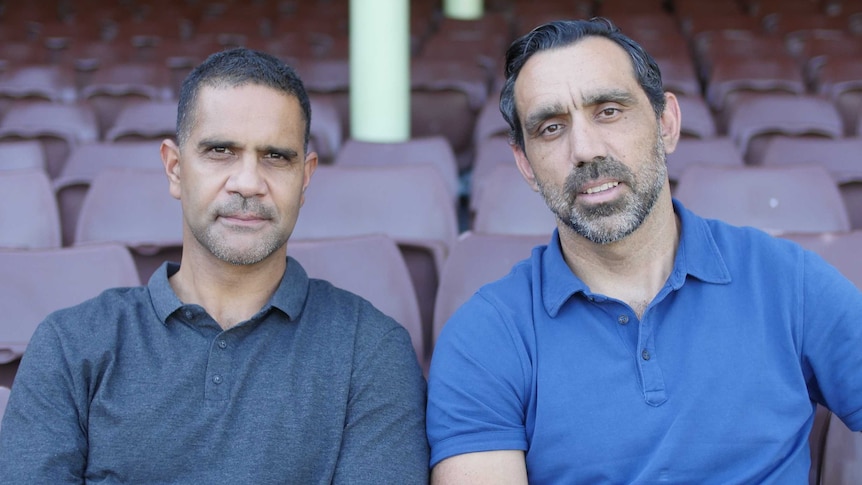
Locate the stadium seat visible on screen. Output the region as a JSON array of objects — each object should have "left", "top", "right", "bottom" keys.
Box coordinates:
[
  {"left": 432, "top": 231, "right": 547, "bottom": 346},
  {"left": 0, "top": 140, "right": 45, "bottom": 172},
  {"left": 292, "top": 164, "right": 459, "bottom": 353},
  {"left": 80, "top": 63, "right": 174, "bottom": 137},
  {"left": 0, "top": 244, "right": 140, "bottom": 365},
  {"left": 73, "top": 168, "right": 183, "bottom": 282},
  {"left": 472, "top": 164, "right": 557, "bottom": 236},
  {"left": 470, "top": 136, "right": 515, "bottom": 212},
  {"left": 725, "top": 95, "right": 843, "bottom": 165},
  {"left": 0, "top": 169, "right": 61, "bottom": 249},
  {"left": 760, "top": 137, "right": 862, "bottom": 229},
  {"left": 674, "top": 164, "right": 850, "bottom": 234},
  {"left": 819, "top": 410, "right": 862, "bottom": 484},
  {"left": 0, "top": 102, "right": 99, "bottom": 178},
  {"left": 104, "top": 100, "right": 178, "bottom": 142},
  {"left": 54, "top": 141, "right": 163, "bottom": 246},
  {"left": 288, "top": 235, "right": 425, "bottom": 368},
  {"left": 780, "top": 230, "right": 862, "bottom": 289},
  {"left": 666, "top": 137, "right": 745, "bottom": 190},
  {"left": 0, "top": 385, "right": 9, "bottom": 430},
  {"left": 333, "top": 136, "right": 460, "bottom": 204}
]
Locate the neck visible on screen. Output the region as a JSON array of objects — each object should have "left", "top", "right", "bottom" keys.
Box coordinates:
[
  {"left": 559, "top": 194, "right": 679, "bottom": 318},
  {"left": 169, "top": 247, "right": 287, "bottom": 330}
]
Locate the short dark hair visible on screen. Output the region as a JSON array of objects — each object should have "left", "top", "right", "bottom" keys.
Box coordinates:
[
  {"left": 500, "top": 18, "right": 666, "bottom": 150},
  {"left": 176, "top": 47, "right": 312, "bottom": 151}
]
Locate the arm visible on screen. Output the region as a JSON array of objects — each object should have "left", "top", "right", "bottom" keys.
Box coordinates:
[
  {"left": 432, "top": 450, "right": 528, "bottom": 485},
  {"left": 426, "top": 294, "right": 532, "bottom": 475},
  {"left": 801, "top": 250, "right": 862, "bottom": 431},
  {"left": 0, "top": 318, "right": 88, "bottom": 483},
  {"left": 332, "top": 324, "right": 429, "bottom": 484}
]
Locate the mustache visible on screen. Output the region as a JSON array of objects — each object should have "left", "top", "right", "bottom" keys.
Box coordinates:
[
  {"left": 563, "top": 156, "right": 636, "bottom": 197},
  {"left": 215, "top": 195, "right": 275, "bottom": 219}
]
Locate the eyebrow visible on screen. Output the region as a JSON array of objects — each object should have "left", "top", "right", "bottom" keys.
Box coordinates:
[
  {"left": 523, "top": 102, "right": 566, "bottom": 135},
  {"left": 581, "top": 89, "right": 638, "bottom": 108}
]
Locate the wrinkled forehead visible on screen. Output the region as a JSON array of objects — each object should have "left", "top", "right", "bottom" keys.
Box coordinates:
[{"left": 513, "top": 37, "right": 642, "bottom": 111}]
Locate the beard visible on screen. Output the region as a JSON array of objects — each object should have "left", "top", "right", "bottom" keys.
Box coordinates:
[
  {"left": 191, "top": 195, "right": 287, "bottom": 265},
  {"left": 536, "top": 134, "right": 667, "bottom": 244}
]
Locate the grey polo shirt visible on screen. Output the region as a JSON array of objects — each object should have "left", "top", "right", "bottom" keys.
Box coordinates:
[{"left": 0, "top": 257, "right": 429, "bottom": 484}]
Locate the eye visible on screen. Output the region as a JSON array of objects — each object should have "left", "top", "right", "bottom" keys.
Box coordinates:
[
  {"left": 541, "top": 123, "right": 562, "bottom": 135},
  {"left": 266, "top": 152, "right": 285, "bottom": 159},
  {"left": 598, "top": 107, "right": 621, "bottom": 118}
]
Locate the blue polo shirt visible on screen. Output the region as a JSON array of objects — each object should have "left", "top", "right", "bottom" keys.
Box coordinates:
[{"left": 427, "top": 200, "right": 862, "bottom": 484}]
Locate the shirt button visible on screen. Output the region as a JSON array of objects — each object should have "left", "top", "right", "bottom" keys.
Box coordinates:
[
  {"left": 618, "top": 315, "right": 629, "bottom": 325},
  {"left": 217, "top": 339, "right": 227, "bottom": 349},
  {"left": 642, "top": 349, "right": 651, "bottom": 361},
  {"left": 212, "top": 375, "right": 223, "bottom": 384}
]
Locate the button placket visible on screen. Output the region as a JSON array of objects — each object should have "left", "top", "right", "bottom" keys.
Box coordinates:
[
  {"left": 636, "top": 315, "right": 667, "bottom": 406},
  {"left": 205, "top": 333, "right": 233, "bottom": 401}
]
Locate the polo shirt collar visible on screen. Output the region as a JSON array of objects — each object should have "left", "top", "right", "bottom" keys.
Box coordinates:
[
  {"left": 147, "top": 257, "right": 311, "bottom": 324},
  {"left": 541, "top": 199, "right": 731, "bottom": 317}
]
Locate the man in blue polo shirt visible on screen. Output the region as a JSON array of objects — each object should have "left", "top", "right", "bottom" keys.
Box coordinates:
[{"left": 427, "top": 18, "right": 862, "bottom": 484}]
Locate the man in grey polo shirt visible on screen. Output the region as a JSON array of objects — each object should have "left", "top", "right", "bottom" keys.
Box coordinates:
[{"left": 0, "top": 48, "right": 429, "bottom": 483}]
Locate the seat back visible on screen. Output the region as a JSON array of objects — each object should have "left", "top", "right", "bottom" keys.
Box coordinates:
[
  {"left": 288, "top": 235, "right": 425, "bottom": 367},
  {"left": 726, "top": 95, "right": 843, "bottom": 165},
  {"left": 675, "top": 165, "right": 851, "bottom": 234},
  {"left": 471, "top": 136, "right": 515, "bottom": 212},
  {"left": 0, "top": 385, "right": 9, "bottom": 431},
  {"left": 74, "top": 168, "right": 183, "bottom": 281},
  {"left": 55, "top": 141, "right": 163, "bottom": 246},
  {"left": 0, "top": 244, "right": 140, "bottom": 364},
  {"left": 0, "top": 170, "right": 61, "bottom": 249},
  {"left": 472, "top": 164, "right": 557, "bottom": 236},
  {"left": 666, "top": 137, "right": 745, "bottom": 190},
  {"left": 104, "top": 100, "right": 178, "bottom": 142},
  {"left": 293, "top": 164, "right": 459, "bottom": 351},
  {"left": 0, "top": 102, "right": 99, "bottom": 178},
  {"left": 0, "top": 140, "right": 46, "bottom": 172},
  {"left": 333, "top": 136, "right": 459, "bottom": 203},
  {"left": 433, "top": 232, "right": 547, "bottom": 346},
  {"left": 780, "top": 231, "right": 862, "bottom": 289},
  {"left": 819, "top": 411, "right": 862, "bottom": 484}
]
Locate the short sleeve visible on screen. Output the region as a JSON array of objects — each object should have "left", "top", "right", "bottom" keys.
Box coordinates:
[
  {"left": 0, "top": 316, "right": 89, "bottom": 483},
  {"left": 426, "top": 292, "right": 533, "bottom": 468},
  {"left": 800, "top": 250, "right": 862, "bottom": 431}
]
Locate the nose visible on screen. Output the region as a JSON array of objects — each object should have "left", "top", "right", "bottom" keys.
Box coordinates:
[
  {"left": 569, "top": 116, "right": 606, "bottom": 167},
  {"left": 225, "top": 154, "right": 267, "bottom": 197}
]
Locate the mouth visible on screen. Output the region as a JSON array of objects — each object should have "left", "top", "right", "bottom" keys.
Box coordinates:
[
  {"left": 218, "top": 213, "right": 270, "bottom": 228},
  {"left": 581, "top": 181, "right": 620, "bottom": 195}
]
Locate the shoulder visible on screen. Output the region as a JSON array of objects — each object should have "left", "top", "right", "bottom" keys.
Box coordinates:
[
  {"left": 38, "top": 285, "right": 149, "bottom": 337},
  {"left": 304, "top": 277, "right": 404, "bottom": 336}
]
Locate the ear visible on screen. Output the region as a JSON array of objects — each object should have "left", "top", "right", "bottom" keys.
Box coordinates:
[
  {"left": 160, "top": 139, "right": 182, "bottom": 200},
  {"left": 659, "top": 92, "right": 682, "bottom": 155},
  {"left": 512, "top": 143, "right": 539, "bottom": 192},
  {"left": 300, "top": 150, "right": 319, "bottom": 206}
]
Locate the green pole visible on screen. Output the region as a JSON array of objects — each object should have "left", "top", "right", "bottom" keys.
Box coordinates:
[
  {"left": 443, "top": 0, "right": 483, "bottom": 19},
  {"left": 350, "top": 0, "right": 410, "bottom": 142}
]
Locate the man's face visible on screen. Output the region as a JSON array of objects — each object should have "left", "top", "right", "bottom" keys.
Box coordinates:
[
  {"left": 162, "top": 83, "right": 317, "bottom": 266},
  {"left": 512, "top": 36, "right": 676, "bottom": 244}
]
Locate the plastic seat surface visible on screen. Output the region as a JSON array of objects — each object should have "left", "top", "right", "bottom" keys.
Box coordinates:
[
  {"left": 0, "top": 244, "right": 140, "bottom": 363},
  {"left": 472, "top": 164, "right": 558, "bottom": 236},
  {"left": 288, "top": 234, "right": 425, "bottom": 367},
  {"left": 675, "top": 164, "right": 850, "bottom": 234},
  {"left": 0, "top": 169, "right": 61, "bottom": 249}
]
